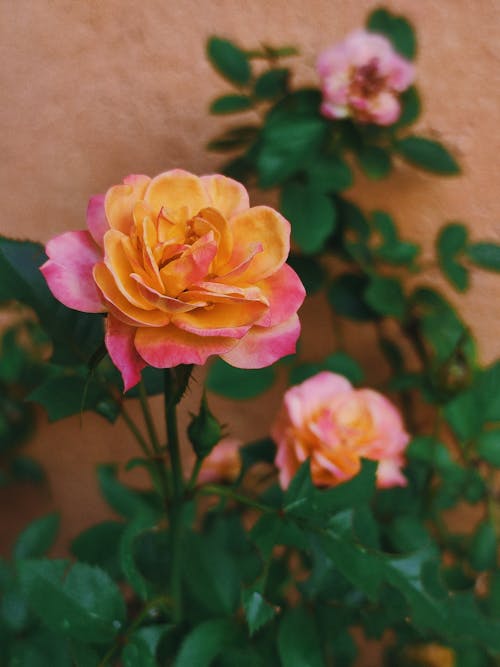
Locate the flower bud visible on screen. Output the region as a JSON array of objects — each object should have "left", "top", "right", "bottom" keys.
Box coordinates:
[{"left": 188, "top": 392, "right": 222, "bottom": 459}]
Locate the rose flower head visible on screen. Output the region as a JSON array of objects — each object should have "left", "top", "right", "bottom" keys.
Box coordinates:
[
  {"left": 41, "top": 170, "right": 305, "bottom": 389},
  {"left": 317, "top": 29, "right": 414, "bottom": 125},
  {"left": 272, "top": 371, "right": 409, "bottom": 489}
]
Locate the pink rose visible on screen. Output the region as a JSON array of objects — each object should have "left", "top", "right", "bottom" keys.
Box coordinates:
[
  {"left": 272, "top": 371, "right": 409, "bottom": 489},
  {"left": 197, "top": 438, "right": 242, "bottom": 485},
  {"left": 317, "top": 29, "right": 414, "bottom": 125},
  {"left": 41, "top": 170, "right": 305, "bottom": 390}
]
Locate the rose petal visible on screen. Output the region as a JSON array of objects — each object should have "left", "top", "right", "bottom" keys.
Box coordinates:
[
  {"left": 225, "top": 206, "right": 290, "bottom": 282},
  {"left": 160, "top": 233, "right": 217, "bottom": 297},
  {"left": 284, "top": 372, "right": 352, "bottom": 428},
  {"left": 221, "top": 314, "right": 300, "bottom": 369},
  {"left": 135, "top": 325, "right": 238, "bottom": 367},
  {"left": 105, "top": 315, "right": 146, "bottom": 391},
  {"left": 200, "top": 174, "right": 250, "bottom": 220},
  {"left": 144, "top": 169, "right": 210, "bottom": 221},
  {"left": 94, "top": 263, "right": 171, "bottom": 326},
  {"left": 87, "top": 194, "right": 108, "bottom": 245},
  {"left": 103, "top": 229, "right": 154, "bottom": 308},
  {"left": 105, "top": 174, "right": 150, "bottom": 235},
  {"left": 172, "top": 299, "right": 267, "bottom": 338},
  {"left": 376, "top": 458, "right": 407, "bottom": 488},
  {"left": 256, "top": 264, "right": 306, "bottom": 328},
  {"left": 41, "top": 230, "right": 104, "bottom": 313}
]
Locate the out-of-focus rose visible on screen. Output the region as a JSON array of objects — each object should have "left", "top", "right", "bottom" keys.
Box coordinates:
[
  {"left": 317, "top": 29, "right": 414, "bottom": 125},
  {"left": 197, "top": 438, "right": 242, "bottom": 485},
  {"left": 405, "top": 644, "right": 455, "bottom": 667},
  {"left": 41, "top": 170, "right": 305, "bottom": 389},
  {"left": 271, "top": 371, "right": 409, "bottom": 489}
]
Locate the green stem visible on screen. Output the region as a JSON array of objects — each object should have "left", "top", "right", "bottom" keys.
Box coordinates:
[
  {"left": 164, "top": 369, "right": 185, "bottom": 624},
  {"left": 138, "top": 379, "right": 161, "bottom": 454},
  {"left": 164, "top": 370, "right": 184, "bottom": 501},
  {"left": 187, "top": 457, "right": 204, "bottom": 492},
  {"left": 199, "top": 484, "right": 275, "bottom": 514}
]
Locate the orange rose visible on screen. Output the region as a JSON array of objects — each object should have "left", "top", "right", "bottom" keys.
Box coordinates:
[
  {"left": 272, "top": 371, "right": 409, "bottom": 488},
  {"left": 41, "top": 170, "right": 305, "bottom": 389}
]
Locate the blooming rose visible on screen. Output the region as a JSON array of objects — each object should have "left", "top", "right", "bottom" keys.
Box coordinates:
[
  {"left": 41, "top": 170, "right": 305, "bottom": 389},
  {"left": 317, "top": 29, "right": 414, "bottom": 125},
  {"left": 197, "top": 438, "right": 242, "bottom": 485},
  {"left": 272, "top": 371, "right": 409, "bottom": 489}
]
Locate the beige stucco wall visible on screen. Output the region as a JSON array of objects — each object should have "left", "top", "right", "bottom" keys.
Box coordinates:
[{"left": 1, "top": 0, "right": 499, "bottom": 598}]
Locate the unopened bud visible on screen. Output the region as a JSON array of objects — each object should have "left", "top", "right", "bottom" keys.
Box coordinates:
[{"left": 187, "top": 392, "right": 222, "bottom": 459}]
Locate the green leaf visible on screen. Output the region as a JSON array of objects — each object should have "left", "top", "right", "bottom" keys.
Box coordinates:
[
  {"left": 122, "top": 635, "right": 157, "bottom": 667},
  {"left": 437, "top": 223, "right": 469, "bottom": 291},
  {"left": 18, "top": 560, "right": 126, "bottom": 644},
  {"left": 277, "top": 607, "right": 326, "bottom": 667},
  {"left": 71, "top": 521, "right": 124, "bottom": 579},
  {"left": 357, "top": 146, "right": 392, "bottom": 180},
  {"left": 314, "top": 460, "right": 377, "bottom": 515},
  {"left": 466, "top": 242, "right": 500, "bottom": 271},
  {"left": 258, "top": 105, "right": 327, "bottom": 187},
  {"left": 9, "top": 629, "right": 72, "bottom": 667},
  {"left": 372, "top": 210, "right": 419, "bottom": 265},
  {"left": 97, "top": 464, "right": 156, "bottom": 518},
  {"left": 206, "top": 358, "right": 275, "bottom": 399},
  {"left": 396, "top": 136, "right": 460, "bottom": 174},
  {"left": 254, "top": 68, "right": 289, "bottom": 99},
  {"left": 210, "top": 94, "right": 253, "bottom": 114},
  {"left": 477, "top": 429, "right": 500, "bottom": 466},
  {"left": 281, "top": 182, "right": 337, "bottom": 254},
  {"left": 28, "top": 374, "right": 118, "bottom": 423},
  {"left": 306, "top": 155, "right": 353, "bottom": 193},
  {"left": 174, "top": 618, "right": 240, "bottom": 667},
  {"left": 13, "top": 513, "right": 60, "bottom": 560},
  {"left": 242, "top": 590, "right": 276, "bottom": 636},
  {"left": 183, "top": 532, "right": 240, "bottom": 615},
  {"left": 394, "top": 86, "right": 421, "bottom": 127},
  {"left": 119, "top": 512, "right": 159, "bottom": 599},
  {"left": 328, "top": 274, "right": 377, "bottom": 321},
  {"left": 207, "top": 37, "right": 251, "bottom": 86},
  {"left": 284, "top": 460, "right": 314, "bottom": 513},
  {"left": 364, "top": 276, "right": 406, "bottom": 319},
  {"left": 470, "top": 521, "right": 497, "bottom": 571},
  {"left": 287, "top": 255, "right": 325, "bottom": 294},
  {"left": 367, "top": 8, "right": 416, "bottom": 60},
  {"left": 70, "top": 643, "right": 100, "bottom": 667},
  {"left": 324, "top": 351, "right": 365, "bottom": 384},
  {"left": 250, "top": 513, "right": 307, "bottom": 560},
  {"left": 444, "top": 363, "right": 500, "bottom": 440},
  {"left": 1, "top": 587, "right": 31, "bottom": 632}
]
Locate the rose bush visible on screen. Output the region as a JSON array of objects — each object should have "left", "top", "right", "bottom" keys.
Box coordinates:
[
  {"left": 317, "top": 29, "right": 414, "bottom": 125},
  {"left": 272, "top": 371, "right": 409, "bottom": 489},
  {"left": 41, "top": 169, "right": 305, "bottom": 389}
]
